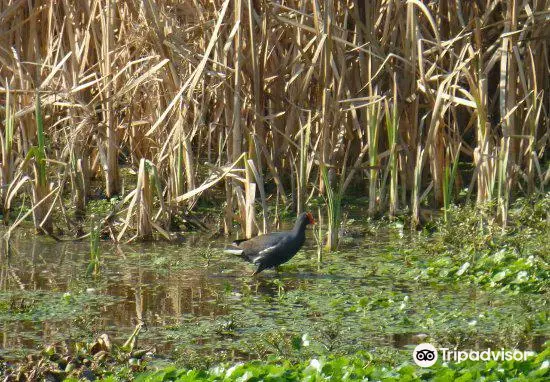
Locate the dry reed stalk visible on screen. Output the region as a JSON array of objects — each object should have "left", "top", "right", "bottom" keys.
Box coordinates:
[
  {"left": 247, "top": 158, "right": 268, "bottom": 234},
  {"left": 117, "top": 159, "right": 169, "bottom": 241},
  {"left": 411, "top": 145, "right": 425, "bottom": 228},
  {"left": 30, "top": 92, "right": 53, "bottom": 234},
  {"left": 100, "top": 0, "right": 120, "bottom": 197},
  {"left": 137, "top": 158, "right": 153, "bottom": 239},
  {"left": 297, "top": 112, "right": 312, "bottom": 214}
]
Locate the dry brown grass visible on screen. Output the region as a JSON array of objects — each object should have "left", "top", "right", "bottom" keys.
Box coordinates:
[{"left": 0, "top": 0, "right": 548, "bottom": 240}]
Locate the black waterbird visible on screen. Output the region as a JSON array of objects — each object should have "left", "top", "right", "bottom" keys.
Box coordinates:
[{"left": 224, "top": 212, "right": 315, "bottom": 275}]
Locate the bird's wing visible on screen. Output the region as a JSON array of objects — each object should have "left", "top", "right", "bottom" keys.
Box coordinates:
[
  {"left": 250, "top": 245, "right": 277, "bottom": 264},
  {"left": 249, "top": 236, "right": 291, "bottom": 264},
  {"left": 235, "top": 232, "right": 287, "bottom": 249}
]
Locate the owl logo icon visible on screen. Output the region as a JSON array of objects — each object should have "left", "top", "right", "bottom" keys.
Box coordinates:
[{"left": 413, "top": 343, "right": 438, "bottom": 367}]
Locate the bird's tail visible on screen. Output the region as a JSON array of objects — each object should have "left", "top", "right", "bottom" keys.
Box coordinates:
[{"left": 224, "top": 245, "right": 244, "bottom": 255}]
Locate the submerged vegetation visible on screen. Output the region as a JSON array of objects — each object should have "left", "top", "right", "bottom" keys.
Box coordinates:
[
  {"left": 0, "top": 0, "right": 548, "bottom": 243},
  {"left": 411, "top": 195, "right": 550, "bottom": 293},
  {"left": 1, "top": 199, "right": 548, "bottom": 379}
]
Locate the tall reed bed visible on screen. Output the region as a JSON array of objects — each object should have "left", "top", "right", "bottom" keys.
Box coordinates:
[{"left": 0, "top": 0, "right": 547, "bottom": 243}]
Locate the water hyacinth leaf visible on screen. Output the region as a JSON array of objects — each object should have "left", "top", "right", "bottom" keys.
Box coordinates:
[
  {"left": 492, "top": 270, "right": 507, "bottom": 282},
  {"left": 514, "top": 271, "right": 529, "bottom": 283},
  {"left": 456, "top": 261, "right": 471, "bottom": 276}
]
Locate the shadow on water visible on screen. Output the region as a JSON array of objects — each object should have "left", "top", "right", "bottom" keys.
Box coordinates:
[{"left": 0, "top": 230, "right": 547, "bottom": 361}]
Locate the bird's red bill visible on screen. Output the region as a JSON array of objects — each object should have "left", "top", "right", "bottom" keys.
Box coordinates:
[{"left": 306, "top": 212, "right": 315, "bottom": 224}]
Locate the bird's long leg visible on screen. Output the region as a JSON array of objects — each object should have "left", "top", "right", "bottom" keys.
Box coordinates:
[{"left": 252, "top": 264, "right": 266, "bottom": 276}]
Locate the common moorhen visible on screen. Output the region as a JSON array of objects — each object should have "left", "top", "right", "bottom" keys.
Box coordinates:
[{"left": 225, "top": 212, "right": 315, "bottom": 275}]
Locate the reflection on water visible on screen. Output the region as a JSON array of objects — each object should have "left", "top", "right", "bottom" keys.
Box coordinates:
[
  {"left": 0, "top": 230, "right": 546, "bottom": 361},
  {"left": 0, "top": 233, "right": 230, "bottom": 355}
]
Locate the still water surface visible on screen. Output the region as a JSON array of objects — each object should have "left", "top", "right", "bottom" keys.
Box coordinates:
[{"left": 0, "top": 228, "right": 546, "bottom": 362}]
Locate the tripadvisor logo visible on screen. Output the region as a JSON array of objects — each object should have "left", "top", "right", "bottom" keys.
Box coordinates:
[
  {"left": 413, "top": 343, "right": 438, "bottom": 367},
  {"left": 412, "top": 343, "right": 535, "bottom": 368}
]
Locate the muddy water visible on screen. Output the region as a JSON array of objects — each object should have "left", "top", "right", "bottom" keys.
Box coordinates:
[{"left": 0, "top": 229, "right": 546, "bottom": 362}]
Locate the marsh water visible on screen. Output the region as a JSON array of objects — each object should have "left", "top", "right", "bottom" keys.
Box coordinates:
[{"left": 0, "top": 225, "right": 547, "bottom": 364}]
